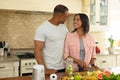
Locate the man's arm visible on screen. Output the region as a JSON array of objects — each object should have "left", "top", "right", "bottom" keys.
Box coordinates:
[
  {"left": 34, "top": 40, "right": 56, "bottom": 74},
  {"left": 34, "top": 40, "right": 46, "bottom": 67}
]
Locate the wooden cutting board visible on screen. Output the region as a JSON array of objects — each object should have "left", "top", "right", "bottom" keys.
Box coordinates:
[
  {"left": 82, "top": 76, "right": 98, "bottom": 80},
  {"left": 77, "top": 72, "right": 98, "bottom": 80}
]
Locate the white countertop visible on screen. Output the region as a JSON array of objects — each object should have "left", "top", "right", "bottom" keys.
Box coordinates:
[{"left": 0, "top": 55, "right": 20, "bottom": 62}]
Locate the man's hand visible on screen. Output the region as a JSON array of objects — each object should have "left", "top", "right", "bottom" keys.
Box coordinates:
[{"left": 45, "top": 68, "right": 57, "bottom": 74}]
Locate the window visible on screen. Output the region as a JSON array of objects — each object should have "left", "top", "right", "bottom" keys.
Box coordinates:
[{"left": 106, "top": 11, "right": 120, "bottom": 47}]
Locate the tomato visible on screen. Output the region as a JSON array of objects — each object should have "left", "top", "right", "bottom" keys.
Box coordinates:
[
  {"left": 103, "top": 70, "right": 111, "bottom": 77},
  {"left": 97, "top": 70, "right": 111, "bottom": 79},
  {"left": 97, "top": 72, "right": 105, "bottom": 80}
]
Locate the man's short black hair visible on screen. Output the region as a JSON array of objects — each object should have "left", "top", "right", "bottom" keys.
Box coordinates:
[{"left": 54, "top": 4, "right": 68, "bottom": 13}]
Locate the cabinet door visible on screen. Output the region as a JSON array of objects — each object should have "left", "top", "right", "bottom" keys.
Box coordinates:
[
  {"left": 0, "top": 62, "right": 15, "bottom": 78},
  {"left": 0, "top": 71, "right": 14, "bottom": 78},
  {"left": 0, "top": 62, "right": 13, "bottom": 71},
  {"left": 89, "top": 0, "right": 109, "bottom": 31},
  {"left": 96, "top": 55, "right": 116, "bottom": 69},
  {"left": 13, "top": 61, "right": 19, "bottom": 77},
  {"left": 117, "top": 55, "right": 120, "bottom": 67}
]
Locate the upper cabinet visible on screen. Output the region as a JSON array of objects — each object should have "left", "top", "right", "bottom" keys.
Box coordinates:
[
  {"left": 0, "top": 0, "right": 82, "bottom": 13},
  {"left": 90, "top": 0, "right": 109, "bottom": 31},
  {"left": 82, "top": 0, "right": 109, "bottom": 32}
]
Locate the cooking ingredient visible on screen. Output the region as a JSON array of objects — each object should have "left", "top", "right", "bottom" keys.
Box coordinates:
[
  {"left": 103, "top": 70, "right": 111, "bottom": 77},
  {"left": 61, "top": 76, "right": 74, "bottom": 80},
  {"left": 69, "top": 76, "right": 74, "bottom": 80},
  {"left": 73, "top": 73, "right": 81, "bottom": 80},
  {"left": 85, "top": 76, "right": 98, "bottom": 80},
  {"left": 61, "top": 76, "right": 69, "bottom": 80},
  {"left": 87, "top": 70, "right": 101, "bottom": 76},
  {"left": 97, "top": 70, "right": 111, "bottom": 79},
  {"left": 102, "top": 73, "right": 120, "bottom": 80},
  {"left": 66, "top": 65, "right": 73, "bottom": 76},
  {"left": 97, "top": 72, "right": 105, "bottom": 79}
]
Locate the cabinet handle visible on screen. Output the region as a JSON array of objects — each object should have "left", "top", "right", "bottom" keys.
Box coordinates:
[
  {"left": 102, "top": 61, "right": 106, "bottom": 63},
  {"left": 96, "top": 21, "right": 100, "bottom": 23},
  {"left": 0, "top": 66, "right": 5, "bottom": 69}
]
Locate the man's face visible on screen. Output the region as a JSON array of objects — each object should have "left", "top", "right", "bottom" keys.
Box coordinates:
[{"left": 59, "top": 11, "right": 69, "bottom": 23}]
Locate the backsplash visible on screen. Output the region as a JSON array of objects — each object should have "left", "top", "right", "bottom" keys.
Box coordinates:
[
  {"left": 0, "top": 9, "right": 106, "bottom": 53},
  {"left": 90, "top": 32, "right": 107, "bottom": 53},
  {"left": 0, "top": 10, "right": 53, "bottom": 49}
]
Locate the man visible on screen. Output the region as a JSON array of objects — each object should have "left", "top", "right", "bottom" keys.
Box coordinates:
[{"left": 34, "top": 4, "right": 69, "bottom": 74}]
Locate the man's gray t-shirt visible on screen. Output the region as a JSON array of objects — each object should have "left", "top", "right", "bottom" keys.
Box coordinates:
[{"left": 34, "top": 21, "right": 68, "bottom": 70}]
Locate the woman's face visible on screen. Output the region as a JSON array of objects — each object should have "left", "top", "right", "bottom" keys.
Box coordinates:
[{"left": 73, "top": 15, "right": 82, "bottom": 29}]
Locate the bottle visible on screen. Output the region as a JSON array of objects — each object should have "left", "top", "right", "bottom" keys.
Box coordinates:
[{"left": 95, "top": 42, "right": 100, "bottom": 54}]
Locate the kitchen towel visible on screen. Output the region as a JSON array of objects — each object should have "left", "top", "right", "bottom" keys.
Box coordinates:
[
  {"left": 33, "top": 64, "right": 45, "bottom": 80},
  {"left": 50, "top": 74, "right": 57, "bottom": 80}
]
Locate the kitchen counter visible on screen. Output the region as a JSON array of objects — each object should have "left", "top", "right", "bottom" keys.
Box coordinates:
[
  {"left": 0, "top": 76, "right": 32, "bottom": 80},
  {"left": 0, "top": 73, "right": 66, "bottom": 80},
  {"left": 0, "top": 55, "right": 20, "bottom": 62},
  {"left": 0, "top": 72, "right": 98, "bottom": 80}
]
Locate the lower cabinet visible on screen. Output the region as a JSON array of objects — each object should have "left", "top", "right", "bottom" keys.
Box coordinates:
[
  {"left": 95, "top": 54, "right": 116, "bottom": 69},
  {"left": 0, "top": 61, "right": 19, "bottom": 78},
  {"left": 117, "top": 55, "right": 120, "bottom": 67},
  {"left": 0, "top": 71, "right": 14, "bottom": 78}
]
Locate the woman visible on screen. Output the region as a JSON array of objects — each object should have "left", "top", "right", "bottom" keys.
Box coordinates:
[{"left": 64, "top": 13, "right": 98, "bottom": 71}]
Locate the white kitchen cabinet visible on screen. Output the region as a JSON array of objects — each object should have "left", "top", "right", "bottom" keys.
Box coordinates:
[
  {"left": 116, "top": 55, "right": 120, "bottom": 67},
  {"left": 89, "top": 0, "right": 109, "bottom": 31},
  {"left": 0, "top": 61, "right": 19, "bottom": 78},
  {"left": 13, "top": 61, "right": 19, "bottom": 77},
  {"left": 95, "top": 55, "right": 116, "bottom": 69},
  {"left": 0, "top": 62, "right": 14, "bottom": 78}
]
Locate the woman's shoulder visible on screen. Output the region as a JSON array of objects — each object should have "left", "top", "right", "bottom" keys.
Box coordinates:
[{"left": 84, "top": 34, "right": 95, "bottom": 46}]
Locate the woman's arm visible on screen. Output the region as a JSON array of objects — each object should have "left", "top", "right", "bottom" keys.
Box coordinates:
[
  {"left": 89, "top": 36, "right": 99, "bottom": 69},
  {"left": 69, "top": 56, "right": 87, "bottom": 68},
  {"left": 90, "top": 58, "right": 99, "bottom": 70}
]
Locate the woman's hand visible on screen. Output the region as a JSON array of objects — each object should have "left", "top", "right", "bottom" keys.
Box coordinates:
[
  {"left": 91, "top": 65, "right": 99, "bottom": 70},
  {"left": 78, "top": 60, "right": 87, "bottom": 68}
]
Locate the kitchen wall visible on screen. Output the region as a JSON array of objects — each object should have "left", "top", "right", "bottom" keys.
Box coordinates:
[
  {"left": 0, "top": 10, "right": 74, "bottom": 49},
  {"left": 90, "top": 32, "right": 106, "bottom": 53},
  {"left": 0, "top": 10, "right": 52, "bottom": 49},
  {"left": 0, "top": 9, "right": 106, "bottom": 54}
]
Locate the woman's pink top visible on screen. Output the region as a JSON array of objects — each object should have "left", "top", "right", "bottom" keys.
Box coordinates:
[{"left": 64, "top": 32, "right": 96, "bottom": 71}]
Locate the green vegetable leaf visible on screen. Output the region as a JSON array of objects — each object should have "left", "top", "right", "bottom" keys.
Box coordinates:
[{"left": 102, "top": 74, "right": 109, "bottom": 80}]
